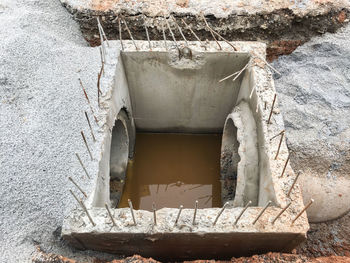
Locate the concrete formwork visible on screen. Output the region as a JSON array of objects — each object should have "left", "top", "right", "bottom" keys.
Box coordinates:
[{"left": 62, "top": 40, "right": 309, "bottom": 260}]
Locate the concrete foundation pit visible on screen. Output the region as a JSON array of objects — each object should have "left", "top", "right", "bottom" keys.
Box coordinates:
[{"left": 62, "top": 40, "right": 309, "bottom": 260}]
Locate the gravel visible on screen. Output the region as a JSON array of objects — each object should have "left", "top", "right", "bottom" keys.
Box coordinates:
[
  {"left": 272, "top": 23, "right": 350, "bottom": 222},
  {"left": 0, "top": 0, "right": 109, "bottom": 261},
  {"left": 1, "top": 0, "right": 350, "bottom": 260}
]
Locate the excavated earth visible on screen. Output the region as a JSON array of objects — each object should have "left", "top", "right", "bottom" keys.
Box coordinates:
[
  {"left": 1, "top": 0, "right": 350, "bottom": 262},
  {"left": 60, "top": 0, "right": 350, "bottom": 60}
]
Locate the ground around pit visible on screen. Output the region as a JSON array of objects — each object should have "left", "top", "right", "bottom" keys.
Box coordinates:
[{"left": 1, "top": 0, "right": 350, "bottom": 262}]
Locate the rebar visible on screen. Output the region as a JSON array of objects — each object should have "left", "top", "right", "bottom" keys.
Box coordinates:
[
  {"left": 174, "top": 205, "right": 184, "bottom": 226},
  {"left": 267, "top": 94, "right": 277, "bottom": 124},
  {"left": 213, "top": 202, "right": 229, "bottom": 226},
  {"left": 275, "top": 132, "right": 284, "bottom": 160},
  {"left": 84, "top": 111, "right": 96, "bottom": 142},
  {"left": 234, "top": 200, "right": 252, "bottom": 225},
  {"left": 68, "top": 176, "right": 87, "bottom": 198},
  {"left": 272, "top": 202, "right": 291, "bottom": 224},
  {"left": 252, "top": 201, "right": 272, "bottom": 225},
  {"left": 128, "top": 199, "right": 137, "bottom": 225},
  {"left": 75, "top": 153, "right": 90, "bottom": 179},
  {"left": 192, "top": 200, "right": 198, "bottom": 225},
  {"left": 81, "top": 131, "right": 93, "bottom": 160},
  {"left": 280, "top": 154, "right": 290, "bottom": 178},
  {"left": 291, "top": 199, "right": 314, "bottom": 225},
  {"left": 105, "top": 203, "right": 116, "bottom": 226},
  {"left": 287, "top": 171, "right": 301, "bottom": 197},
  {"left": 122, "top": 18, "right": 138, "bottom": 50}
]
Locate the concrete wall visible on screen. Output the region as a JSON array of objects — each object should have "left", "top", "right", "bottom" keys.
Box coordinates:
[
  {"left": 91, "top": 44, "right": 135, "bottom": 207},
  {"left": 236, "top": 67, "right": 278, "bottom": 206},
  {"left": 122, "top": 51, "right": 250, "bottom": 133}
]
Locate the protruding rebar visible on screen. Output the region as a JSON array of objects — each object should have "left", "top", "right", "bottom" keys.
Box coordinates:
[
  {"left": 152, "top": 202, "right": 157, "bottom": 225},
  {"left": 213, "top": 202, "right": 229, "bottom": 226},
  {"left": 70, "top": 190, "right": 95, "bottom": 226},
  {"left": 171, "top": 15, "right": 188, "bottom": 46},
  {"left": 219, "top": 61, "right": 250, "bottom": 83},
  {"left": 80, "top": 199, "right": 96, "bottom": 226},
  {"left": 232, "top": 62, "right": 250, "bottom": 82},
  {"left": 143, "top": 15, "right": 152, "bottom": 50},
  {"left": 200, "top": 13, "right": 222, "bottom": 50},
  {"left": 287, "top": 171, "right": 301, "bottom": 197},
  {"left": 97, "top": 17, "right": 109, "bottom": 47},
  {"left": 79, "top": 78, "right": 99, "bottom": 125},
  {"left": 122, "top": 18, "right": 138, "bottom": 50},
  {"left": 267, "top": 94, "right": 277, "bottom": 124},
  {"left": 68, "top": 176, "right": 87, "bottom": 198},
  {"left": 274, "top": 132, "right": 284, "bottom": 160},
  {"left": 280, "top": 154, "right": 290, "bottom": 178},
  {"left": 165, "top": 16, "right": 179, "bottom": 50},
  {"left": 75, "top": 153, "right": 90, "bottom": 179},
  {"left": 252, "top": 201, "right": 272, "bottom": 225},
  {"left": 200, "top": 15, "right": 237, "bottom": 51},
  {"left": 210, "top": 29, "right": 237, "bottom": 51},
  {"left": 96, "top": 18, "right": 106, "bottom": 63},
  {"left": 270, "top": 130, "right": 285, "bottom": 141},
  {"left": 272, "top": 202, "right": 291, "bottom": 224},
  {"left": 249, "top": 85, "right": 256, "bottom": 99},
  {"left": 99, "top": 47, "right": 105, "bottom": 76},
  {"left": 84, "top": 111, "right": 96, "bottom": 142},
  {"left": 291, "top": 199, "right": 314, "bottom": 225},
  {"left": 174, "top": 205, "right": 184, "bottom": 226},
  {"left": 105, "top": 203, "right": 116, "bottom": 226},
  {"left": 234, "top": 200, "right": 252, "bottom": 225},
  {"left": 162, "top": 18, "right": 168, "bottom": 51},
  {"left": 128, "top": 199, "right": 137, "bottom": 225},
  {"left": 69, "top": 189, "right": 81, "bottom": 204},
  {"left": 254, "top": 52, "right": 281, "bottom": 75},
  {"left": 192, "top": 200, "right": 198, "bottom": 225},
  {"left": 118, "top": 18, "right": 124, "bottom": 51},
  {"left": 97, "top": 70, "right": 102, "bottom": 107},
  {"left": 181, "top": 18, "right": 206, "bottom": 50},
  {"left": 81, "top": 131, "right": 93, "bottom": 160}
]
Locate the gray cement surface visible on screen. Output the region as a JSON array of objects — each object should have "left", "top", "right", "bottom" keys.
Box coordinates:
[
  {"left": 272, "top": 24, "right": 350, "bottom": 223},
  {"left": 0, "top": 0, "right": 115, "bottom": 262},
  {"left": 0, "top": 0, "right": 347, "bottom": 261}
]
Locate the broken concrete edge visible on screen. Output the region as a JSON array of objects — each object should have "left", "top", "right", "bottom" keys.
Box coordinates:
[
  {"left": 62, "top": 41, "right": 308, "bottom": 252},
  {"left": 60, "top": 0, "right": 350, "bottom": 17},
  {"left": 60, "top": 0, "right": 350, "bottom": 61}
]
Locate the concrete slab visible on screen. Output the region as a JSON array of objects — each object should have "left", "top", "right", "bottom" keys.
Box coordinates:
[{"left": 61, "top": 40, "right": 309, "bottom": 260}]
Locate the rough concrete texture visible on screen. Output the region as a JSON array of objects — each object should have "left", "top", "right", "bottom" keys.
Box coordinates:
[
  {"left": 0, "top": 0, "right": 342, "bottom": 262},
  {"left": 61, "top": 40, "right": 308, "bottom": 259},
  {"left": 0, "top": 0, "right": 120, "bottom": 262},
  {"left": 272, "top": 23, "right": 350, "bottom": 223},
  {"left": 59, "top": 0, "right": 350, "bottom": 60}
]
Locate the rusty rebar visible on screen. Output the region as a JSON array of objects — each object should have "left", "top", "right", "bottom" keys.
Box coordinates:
[
  {"left": 267, "top": 94, "right": 277, "bottom": 124},
  {"left": 252, "top": 201, "right": 272, "bottom": 225}
]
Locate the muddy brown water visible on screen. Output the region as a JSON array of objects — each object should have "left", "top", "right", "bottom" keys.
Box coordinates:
[{"left": 118, "top": 133, "right": 222, "bottom": 210}]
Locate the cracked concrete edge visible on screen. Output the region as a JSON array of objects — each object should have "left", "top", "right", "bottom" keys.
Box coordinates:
[{"left": 62, "top": 41, "right": 309, "bottom": 243}]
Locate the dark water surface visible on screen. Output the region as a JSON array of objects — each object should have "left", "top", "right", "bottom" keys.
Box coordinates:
[{"left": 119, "top": 133, "right": 222, "bottom": 210}]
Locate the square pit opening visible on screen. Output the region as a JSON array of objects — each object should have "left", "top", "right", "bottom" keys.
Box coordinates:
[{"left": 62, "top": 41, "right": 309, "bottom": 260}]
